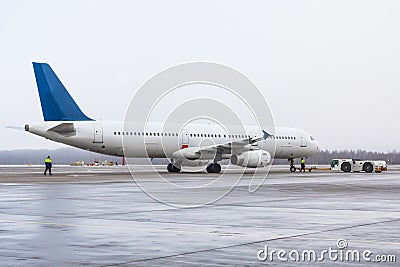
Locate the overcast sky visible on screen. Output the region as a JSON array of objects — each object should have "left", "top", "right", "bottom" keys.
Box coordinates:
[{"left": 1, "top": 0, "right": 399, "bottom": 151}]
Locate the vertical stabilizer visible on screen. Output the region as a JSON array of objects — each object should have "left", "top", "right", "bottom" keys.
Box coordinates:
[{"left": 32, "top": 62, "right": 93, "bottom": 121}]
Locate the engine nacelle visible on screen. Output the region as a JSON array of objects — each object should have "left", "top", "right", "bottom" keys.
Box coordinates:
[{"left": 230, "top": 150, "right": 271, "bottom": 168}]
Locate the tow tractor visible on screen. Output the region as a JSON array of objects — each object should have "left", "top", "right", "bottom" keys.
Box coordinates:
[
  {"left": 289, "top": 159, "right": 387, "bottom": 173},
  {"left": 330, "top": 159, "right": 387, "bottom": 173}
]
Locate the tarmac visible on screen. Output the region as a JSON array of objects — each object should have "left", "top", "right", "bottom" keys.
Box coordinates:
[{"left": 0, "top": 165, "right": 399, "bottom": 266}]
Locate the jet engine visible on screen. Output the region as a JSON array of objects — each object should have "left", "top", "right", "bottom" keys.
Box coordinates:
[{"left": 230, "top": 150, "right": 271, "bottom": 168}]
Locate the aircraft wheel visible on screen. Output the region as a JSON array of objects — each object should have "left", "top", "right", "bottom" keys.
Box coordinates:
[
  {"left": 207, "top": 163, "right": 221, "bottom": 173},
  {"left": 167, "top": 163, "right": 181, "bottom": 173},
  {"left": 341, "top": 162, "right": 351, "bottom": 172},
  {"left": 363, "top": 162, "right": 373, "bottom": 173},
  {"left": 290, "top": 166, "right": 296, "bottom": 172}
]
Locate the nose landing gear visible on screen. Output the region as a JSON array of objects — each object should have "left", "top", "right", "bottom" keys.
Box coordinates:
[{"left": 289, "top": 158, "right": 296, "bottom": 172}]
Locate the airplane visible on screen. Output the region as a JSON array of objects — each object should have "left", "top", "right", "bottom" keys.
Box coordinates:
[{"left": 25, "top": 62, "right": 320, "bottom": 173}]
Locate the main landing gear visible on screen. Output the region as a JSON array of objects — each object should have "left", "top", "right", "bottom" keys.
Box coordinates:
[
  {"left": 167, "top": 163, "right": 181, "bottom": 173},
  {"left": 206, "top": 163, "right": 221, "bottom": 173},
  {"left": 166, "top": 160, "right": 221, "bottom": 173}
]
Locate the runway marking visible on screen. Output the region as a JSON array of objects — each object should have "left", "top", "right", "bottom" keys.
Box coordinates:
[
  {"left": 0, "top": 219, "right": 247, "bottom": 237},
  {"left": 66, "top": 174, "right": 95, "bottom": 177}
]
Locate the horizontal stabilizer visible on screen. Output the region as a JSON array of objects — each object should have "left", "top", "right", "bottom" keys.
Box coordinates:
[
  {"left": 48, "top": 123, "right": 75, "bottom": 134},
  {"left": 6, "top": 126, "right": 24, "bottom": 131}
]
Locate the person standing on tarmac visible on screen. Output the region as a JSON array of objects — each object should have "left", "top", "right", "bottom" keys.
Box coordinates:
[
  {"left": 300, "top": 158, "right": 306, "bottom": 172},
  {"left": 44, "top": 156, "right": 52, "bottom": 175}
]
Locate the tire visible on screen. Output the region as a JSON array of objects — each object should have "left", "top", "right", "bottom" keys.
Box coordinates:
[
  {"left": 167, "top": 163, "right": 181, "bottom": 173},
  {"left": 363, "top": 162, "right": 374, "bottom": 173},
  {"left": 341, "top": 162, "right": 351, "bottom": 172},
  {"left": 207, "top": 163, "right": 221, "bottom": 173},
  {"left": 290, "top": 166, "right": 296, "bottom": 172}
]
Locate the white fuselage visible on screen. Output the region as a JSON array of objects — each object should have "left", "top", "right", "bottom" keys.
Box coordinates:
[{"left": 26, "top": 121, "right": 320, "bottom": 161}]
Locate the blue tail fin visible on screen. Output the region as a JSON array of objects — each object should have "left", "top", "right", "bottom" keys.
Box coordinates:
[{"left": 32, "top": 62, "right": 93, "bottom": 121}]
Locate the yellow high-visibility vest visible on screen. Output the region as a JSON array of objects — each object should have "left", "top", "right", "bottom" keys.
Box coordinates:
[
  {"left": 301, "top": 159, "right": 305, "bottom": 164},
  {"left": 45, "top": 158, "right": 52, "bottom": 163}
]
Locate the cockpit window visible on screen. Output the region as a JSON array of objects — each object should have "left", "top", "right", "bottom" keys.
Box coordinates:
[{"left": 310, "top": 136, "right": 315, "bottom": 141}]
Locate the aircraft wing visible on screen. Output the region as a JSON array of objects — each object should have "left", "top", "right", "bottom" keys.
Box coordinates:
[
  {"left": 202, "top": 130, "right": 271, "bottom": 153},
  {"left": 172, "top": 130, "right": 272, "bottom": 160}
]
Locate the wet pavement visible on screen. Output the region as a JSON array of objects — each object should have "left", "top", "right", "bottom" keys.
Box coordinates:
[{"left": 0, "top": 165, "right": 399, "bottom": 266}]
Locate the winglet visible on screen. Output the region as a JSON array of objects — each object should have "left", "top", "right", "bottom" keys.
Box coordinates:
[
  {"left": 32, "top": 62, "right": 93, "bottom": 121},
  {"left": 262, "top": 130, "right": 272, "bottom": 140}
]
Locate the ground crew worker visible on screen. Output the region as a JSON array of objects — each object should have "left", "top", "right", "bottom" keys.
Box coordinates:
[
  {"left": 44, "top": 156, "right": 52, "bottom": 175},
  {"left": 300, "top": 158, "right": 306, "bottom": 172}
]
